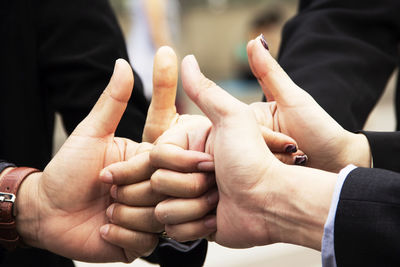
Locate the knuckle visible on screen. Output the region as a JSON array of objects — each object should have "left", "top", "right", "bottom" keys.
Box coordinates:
[
  {"left": 192, "top": 173, "right": 210, "bottom": 196},
  {"left": 154, "top": 204, "right": 168, "bottom": 224},
  {"left": 150, "top": 170, "right": 163, "bottom": 192},
  {"left": 150, "top": 209, "right": 164, "bottom": 232},
  {"left": 186, "top": 174, "right": 201, "bottom": 196},
  {"left": 149, "top": 146, "right": 161, "bottom": 167},
  {"left": 117, "top": 186, "right": 128, "bottom": 203}
]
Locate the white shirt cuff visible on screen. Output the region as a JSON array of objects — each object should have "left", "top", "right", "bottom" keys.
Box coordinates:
[{"left": 321, "top": 164, "right": 357, "bottom": 267}]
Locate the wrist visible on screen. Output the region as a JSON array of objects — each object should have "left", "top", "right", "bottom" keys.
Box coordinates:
[
  {"left": 342, "top": 132, "right": 371, "bottom": 168},
  {"left": 15, "top": 172, "right": 42, "bottom": 248},
  {"left": 261, "top": 165, "right": 337, "bottom": 250}
]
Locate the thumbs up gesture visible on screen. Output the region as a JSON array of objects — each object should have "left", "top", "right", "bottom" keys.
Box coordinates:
[
  {"left": 16, "top": 59, "right": 158, "bottom": 263},
  {"left": 143, "top": 46, "right": 306, "bottom": 164},
  {"left": 150, "top": 37, "right": 371, "bottom": 249},
  {"left": 247, "top": 36, "right": 370, "bottom": 171}
]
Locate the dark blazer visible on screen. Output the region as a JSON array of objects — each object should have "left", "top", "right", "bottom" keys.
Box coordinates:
[
  {"left": 0, "top": 0, "right": 206, "bottom": 266},
  {"left": 335, "top": 131, "right": 400, "bottom": 266},
  {"left": 278, "top": 0, "right": 400, "bottom": 132},
  {"left": 278, "top": 0, "right": 400, "bottom": 265}
]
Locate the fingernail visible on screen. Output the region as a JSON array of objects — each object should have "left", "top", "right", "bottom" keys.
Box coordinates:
[
  {"left": 294, "top": 155, "right": 308, "bottom": 166},
  {"left": 100, "top": 170, "right": 113, "bottom": 184},
  {"left": 113, "top": 59, "right": 123, "bottom": 74},
  {"left": 260, "top": 34, "right": 269, "bottom": 50},
  {"left": 110, "top": 185, "right": 117, "bottom": 199},
  {"left": 204, "top": 216, "right": 217, "bottom": 229},
  {"left": 197, "top": 161, "right": 215, "bottom": 172},
  {"left": 100, "top": 224, "right": 110, "bottom": 236},
  {"left": 285, "top": 144, "right": 297, "bottom": 153},
  {"left": 207, "top": 190, "right": 219, "bottom": 206},
  {"left": 106, "top": 204, "right": 115, "bottom": 221}
]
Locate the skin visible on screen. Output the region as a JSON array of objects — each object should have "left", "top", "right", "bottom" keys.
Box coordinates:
[
  {"left": 106, "top": 46, "right": 309, "bottom": 243},
  {"left": 9, "top": 43, "right": 338, "bottom": 263},
  {"left": 12, "top": 59, "right": 161, "bottom": 263},
  {"left": 8, "top": 45, "right": 300, "bottom": 263},
  {"left": 149, "top": 36, "right": 372, "bottom": 250},
  {"left": 246, "top": 37, "right": 371, "bottom": 172}
]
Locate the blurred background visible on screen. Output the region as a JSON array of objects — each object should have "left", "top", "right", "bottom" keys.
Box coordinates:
[
  {"left": 110, "top": 0, "right": 297, "bottom": 112},
  {"left": 53, "top": 0, "right": 395, "bottom": 266}
]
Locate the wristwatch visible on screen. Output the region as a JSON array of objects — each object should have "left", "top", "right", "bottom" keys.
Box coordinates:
[{"left": 0, "top": 165, "right": 39, "bottom": 250}]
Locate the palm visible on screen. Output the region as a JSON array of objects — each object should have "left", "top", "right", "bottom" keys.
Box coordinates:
[
  {"left": 38, "top": 134, "right": 139, "bottom": 262},
  {"left": 206, "top": 117, "right": 275, "bottom": 248},
  {"left": 179, "top": 55, "right": 282, "bottom": 248},
  {"left": 24, "top": 59, "right": 154, "bottom": 262}
]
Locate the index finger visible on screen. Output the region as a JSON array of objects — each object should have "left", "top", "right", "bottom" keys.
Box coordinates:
[{"left": 100, "top": 152, "right": 154, "bottom": 185}]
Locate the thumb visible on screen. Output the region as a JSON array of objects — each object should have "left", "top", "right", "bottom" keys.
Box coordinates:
[
  {"left": 181, "top": 55, "right": 247, "bottom": 124},
  {"left": 247, "top": 35, "right": 304, "bottom": 104},
  {"left": 143, "top": 46, "right": 178, "bottom": 143},
  {"left": 74, "top": 59, "right": 133, "bottom": 137}
]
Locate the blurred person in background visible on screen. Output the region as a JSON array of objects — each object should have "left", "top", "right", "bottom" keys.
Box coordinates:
[
  {"left": 127, "top": 0, "right": 181, "bottom": 100},
  {"left": 236, "top": 6, "right": 285, "bottom": 81}
]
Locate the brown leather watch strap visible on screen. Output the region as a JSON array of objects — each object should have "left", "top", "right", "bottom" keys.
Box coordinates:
[{"left": 0, "top": 167, "right": 40, "bottom": 250}]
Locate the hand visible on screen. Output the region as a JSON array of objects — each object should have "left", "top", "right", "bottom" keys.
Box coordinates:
[
  {"left": 103, "top": 48, "right": 216, "bottom": 244},
  {"left": 142, "top": 46, "right": 307, "bottom": 164},
  {"left": 247, "top": 36, "right": 371, "bottom": 172},
  {"left": 16, "top": 59, "right": 158, "bottom": 263},
  {"left": 155, "top": 55, "right": 338, "bottom": 249},
  {"left": 99, "top": 47, "right": 180, "bottom": 246}
]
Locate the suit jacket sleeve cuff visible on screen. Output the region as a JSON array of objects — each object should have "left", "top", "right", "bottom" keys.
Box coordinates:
[{"left": 359, "top": 131, "right": 400, "bottom": 172}]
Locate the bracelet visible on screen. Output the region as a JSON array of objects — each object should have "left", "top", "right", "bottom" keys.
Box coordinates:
[{"left": 0, "top": 167, "right": 40, "bottom": 250}]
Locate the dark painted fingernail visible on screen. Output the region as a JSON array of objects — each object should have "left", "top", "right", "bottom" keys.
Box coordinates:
[
  {"left": 260, "top": 34, "right": 269, "bottom": 50},
  {"left": 285, "top": 144, "right": 297, "bottom": 153},
  {"left": 294, "top": 155, "right": 308, "bottom": 166}
]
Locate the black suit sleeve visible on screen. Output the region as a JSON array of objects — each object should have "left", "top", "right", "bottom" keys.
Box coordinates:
[
  {"left": 361, "top": 131, "right": 400, "bottom": 173},
  {"left": 278, "top": 0, "right": 400, "bottom": 131},
  {"left": 37, "top": 0, "right": 148, "bottom": 142},
  {"left": 335, "top": 167, "right": 400, "bottom": 266}
]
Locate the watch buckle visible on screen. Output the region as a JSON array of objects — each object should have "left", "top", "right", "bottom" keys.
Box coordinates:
[{"left": 0, "top": 193, "right": 16, "bottom": 203}]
